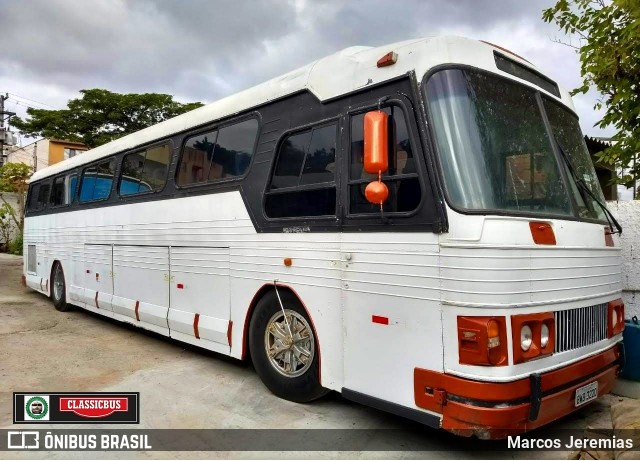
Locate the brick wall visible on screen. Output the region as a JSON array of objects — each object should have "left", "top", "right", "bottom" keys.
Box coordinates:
[{"left": 608, "top": 201, "right": 640, "bottom": 319}]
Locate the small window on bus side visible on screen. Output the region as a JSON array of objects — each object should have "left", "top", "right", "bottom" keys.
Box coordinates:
[
  {"left": 33, "top": 182, "right": 51, "bottom": 210},
  {"left": 119, "top": 144, "right": 170, "bottom": 196},
  {"left": 264, "top": 123, "right": 337, "bottom": 218},
  {"left": 27, "top": 183, "right": 40, "bottom": 212},
  {"left": 176, "top": 118, "right": 258, "bottom": 186},
  {"left": 79, "top": 158, "right": 116, "bottom": 202},
  {"left": 349, "top": 106, "right": 421, "bottom": 214},
  {"left": 68, "top": 174, "right": 78, "bottom": 203},
  {"left": 52, "top": 173, "right": 78, "bottom": 205},
  {"left": 50, "top": 176, "right": 66, "bottom": 206}
]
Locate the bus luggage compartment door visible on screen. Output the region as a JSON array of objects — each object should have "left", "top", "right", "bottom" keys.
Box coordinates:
[
  {"left": 167, "top": 247, "right": 231, "bottom": 351},
  {"left": 82, "top": 244, "right": 114, "bottom": 312},
  {"left": 111, "top": 245, "right": 170, "bottom": 334}
]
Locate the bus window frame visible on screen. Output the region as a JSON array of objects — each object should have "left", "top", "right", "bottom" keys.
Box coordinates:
[
  {"left": 48, "top": 174, "right": 69, "bottom": 209},
  {"left": 30, "top": 179, "right": 52, "bottom": 212},
  {"left": 261, "top": 116, "right": 341, "bottom": 223},
  {"left": 174, "top": 113, "right": 261, "bottom": 191},
  {"left": 344, "top": 97, "right": 425, "bottom": 220},
  {"left": 117, "top": 141, "right": 173, "bottom": 199},
  {"left": 421, "top": 63, "right": 608, "bottom": 227},
  {"left": 47, "top": 171, "right": 79, "bottom": 209}
]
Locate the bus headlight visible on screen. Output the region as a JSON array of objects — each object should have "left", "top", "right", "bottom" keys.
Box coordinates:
[
  {"left": 520, "top": 325, "right": 533, "bottom": 351},
  {"left": 512, "top": 312, "right": 555, "bottom": 363},
  {"left": 541, "top": 323, "right": 550, "bottom": 348}
]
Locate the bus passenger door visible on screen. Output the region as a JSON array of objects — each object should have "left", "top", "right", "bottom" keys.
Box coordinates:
[
  {"left": 168, "top": 247, "right": 231, "bottom": 353},
  {"left": 83, "top": 244, "right": 113, "bottom": 313},
  {"left": 111, "top": 245, "right": 170, "bottom": 335}
]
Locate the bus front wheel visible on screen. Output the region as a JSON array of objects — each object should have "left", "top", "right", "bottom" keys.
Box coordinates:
[
  {"left": 51, "top": 262, "right": 71, "bottom": 312},
  {"left": 249, "top": 290, "right": 327, "bottom": 403}
]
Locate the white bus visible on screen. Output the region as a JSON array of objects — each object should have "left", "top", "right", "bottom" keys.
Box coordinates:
[{"left": 23, "top": 36, "right": 624, "bottom": 439}]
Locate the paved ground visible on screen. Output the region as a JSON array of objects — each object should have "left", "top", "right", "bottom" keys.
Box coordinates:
[{"left": 0, "top": 253, "right": 621, "bottom": 459}]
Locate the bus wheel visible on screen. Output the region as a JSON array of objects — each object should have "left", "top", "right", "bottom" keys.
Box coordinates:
[
  {"left": 51, "top": 262, "right": 71, "bottom": 312},
  {"left": 249, "top": 290, "right": 327, "bottom": 403}
]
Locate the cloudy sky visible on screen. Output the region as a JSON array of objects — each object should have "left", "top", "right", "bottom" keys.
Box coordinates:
[{"left": 0, "top": 0, "right": 612, "bottom": 145}]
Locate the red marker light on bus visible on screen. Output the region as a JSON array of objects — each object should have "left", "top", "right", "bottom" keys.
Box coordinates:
[
  {"left": 376, "top": 51, "right": 398, "bottom": 67},
  {"left": 608, "top": 299, "right": 624, "bottom": 337}
]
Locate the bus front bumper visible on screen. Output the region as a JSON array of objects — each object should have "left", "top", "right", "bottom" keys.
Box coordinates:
[{"left": 414, "top": 344, "right": 621, "bottom": 439}]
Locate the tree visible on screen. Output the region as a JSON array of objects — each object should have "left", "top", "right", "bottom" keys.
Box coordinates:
[
  {"left": 12, "top": 89, "right": 204, "bottom": 148},
  {"left": 543, "top": 0, "right": 640, "bottom": 192},
  {"left": 0, "top": 162, "right": 32, "bottom": 233}
]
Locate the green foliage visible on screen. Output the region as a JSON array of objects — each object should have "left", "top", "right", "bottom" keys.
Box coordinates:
[
  {"left": 543, "top": 0, "right": 640, "bottom": 189},
  {"left": 0, "top": 162, "right": 32, "bottom": 193},
  {"left": 0, "top": 203, "right": 16, "bottom": 252},
  {"left": 12, "top": 89, "right": 204, "bottom": 148},
  {"left": 0, "top": 162, "right": 32, "bottom": 233},
  {"left": 9, "top": 232, "right": 23, "bottom": 255}
]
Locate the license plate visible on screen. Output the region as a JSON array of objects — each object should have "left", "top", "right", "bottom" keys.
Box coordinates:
[{"left": 575, "top": 381, "right": 598, "bottom": 407}]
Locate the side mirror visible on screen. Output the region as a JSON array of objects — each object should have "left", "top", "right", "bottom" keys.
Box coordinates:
[{"left": 363, "top": 111, "right": 389, "bottom": 207}]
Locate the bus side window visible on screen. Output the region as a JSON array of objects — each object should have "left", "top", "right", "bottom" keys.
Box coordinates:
[
  {"left": 177, "top": 117, "right": 259, "bottom": 187},
  {"left": 67, "top": 174, "right": 78, "bottom": 203},
  {"left": 208, "top": 118, "right": 258, "bottom": 181},
  {"left": 79, "top": 158, "right": 116, "bottom": 203},
  {"left": 36, "top": 182, "right": 51, "bottom": 210},
  {"left": 27, "top": 183, "right": 40, "bottom": 212},
  {"left": 264, "top": 123, "right": 337, "bottom": 218},
  {"left": 50, "top": 176, "right": 66, "bottom": 207},
  {"left": 349, "top": 105, "right": 421, "bottom": 214}
]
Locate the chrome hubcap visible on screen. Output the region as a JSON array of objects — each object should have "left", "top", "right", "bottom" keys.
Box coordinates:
[
  {"left": 264, "top": 309, "right": 314, "bottom": 378},
  {"left": 53, "top": 267, "right": 64, "bottom": 301}
]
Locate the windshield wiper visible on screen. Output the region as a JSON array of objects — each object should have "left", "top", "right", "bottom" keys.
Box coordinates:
[{"left": 554, "top": 138, "right": 622, "bottom": 235}]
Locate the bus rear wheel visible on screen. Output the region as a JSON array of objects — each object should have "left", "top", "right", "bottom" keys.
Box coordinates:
[
  {"left": 249, "top": 290, "right": 327, "bottom": 403},
  {"left": 51, "top": 262, "right": 71, "bottom": 312}
]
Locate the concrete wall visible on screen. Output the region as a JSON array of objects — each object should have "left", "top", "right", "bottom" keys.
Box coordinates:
[
  {"left": 0, "top": 192, "right": 22, "bottom": 246},
  {"left": 608, "top": 201, "right": 640, "bottom": 319}
]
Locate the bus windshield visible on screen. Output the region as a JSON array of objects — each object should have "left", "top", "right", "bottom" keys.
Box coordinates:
[{"left": 425, "top": 68, "right": 607, "bottom": 222}]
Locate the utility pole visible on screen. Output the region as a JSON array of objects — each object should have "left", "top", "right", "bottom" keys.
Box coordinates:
[
  {"left": 0, "top": 93, "right": 6, "bottom": 167},
  {"left": 0, "top": 93, "right": 16, "bottom": 167},
  {"left": 33, "top": 141, "right": 37, "bottom": 171}
]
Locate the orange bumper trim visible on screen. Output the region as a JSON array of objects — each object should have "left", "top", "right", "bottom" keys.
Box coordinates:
[{"left": 415, "top": 345, "right": 621, "bottom": 438}]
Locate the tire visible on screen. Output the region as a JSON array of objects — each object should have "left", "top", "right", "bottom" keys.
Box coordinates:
[
  {"left": 249, "top": 290, "right": 327, "bottom": 403},
  {"left": 51, "top": 262, "right": 71, "bottom": 312}
]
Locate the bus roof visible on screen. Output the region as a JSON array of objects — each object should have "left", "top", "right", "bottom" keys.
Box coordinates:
[{"left": 30, "top": 35, "right": 573, "bottom": 182}]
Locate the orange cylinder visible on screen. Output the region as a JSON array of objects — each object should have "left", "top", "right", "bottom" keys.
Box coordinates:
[{"left": 363, "top": 111, "right": 389, "bottom": 174}]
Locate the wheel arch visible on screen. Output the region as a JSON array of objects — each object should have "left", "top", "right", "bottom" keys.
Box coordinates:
[{"left": 241, "top": 283, "right": 322, "bottom": 384}]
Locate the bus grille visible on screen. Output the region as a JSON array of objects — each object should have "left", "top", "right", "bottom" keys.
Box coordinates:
[{"left": 555, "top": 303, "right": 608, "bottom": 353}]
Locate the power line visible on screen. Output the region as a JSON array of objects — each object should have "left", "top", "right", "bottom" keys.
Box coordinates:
[
  {"left": 6, "top": 98, "right": 49, "bottom": 111},
  {"left": 8, "top": 93, "right": 58, "bottom": 109}
]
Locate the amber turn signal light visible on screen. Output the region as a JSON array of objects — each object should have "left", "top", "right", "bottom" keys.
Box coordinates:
[
  {"left": 529, "top": 221, "right": 556, "bottom": 245},
  {"left": 457, "top": 316, "right": 508, "bottom": 366}
]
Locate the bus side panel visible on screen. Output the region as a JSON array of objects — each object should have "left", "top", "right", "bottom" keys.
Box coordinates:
[{"left": 341, "top": 233, "right": 443, "bottom": 411}]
